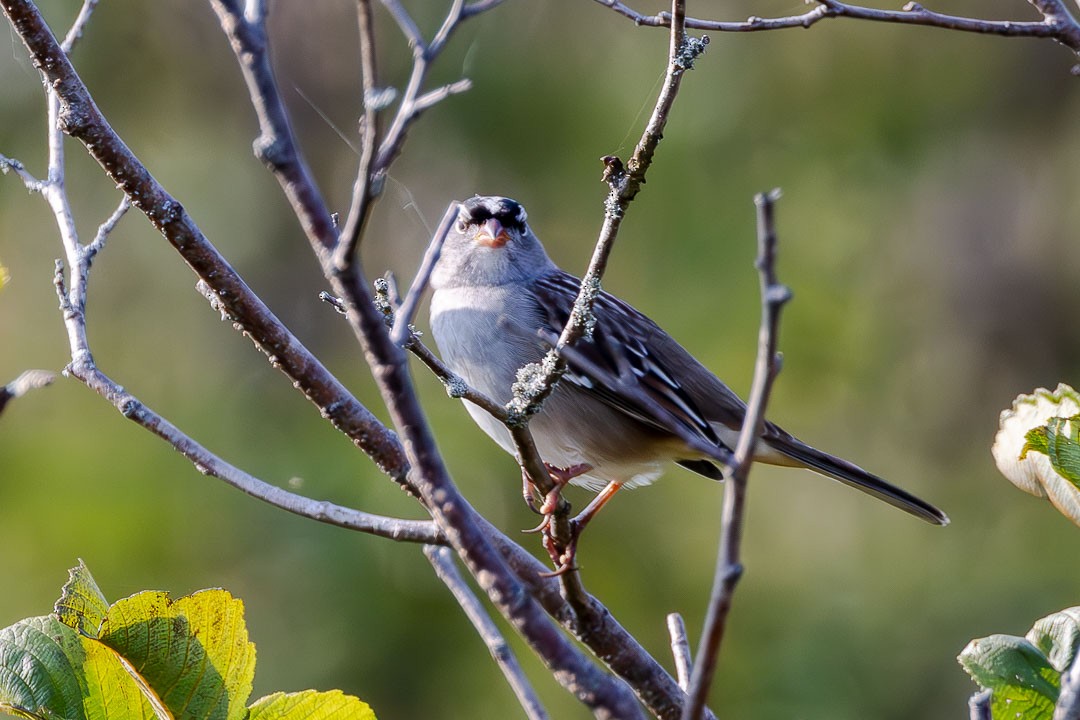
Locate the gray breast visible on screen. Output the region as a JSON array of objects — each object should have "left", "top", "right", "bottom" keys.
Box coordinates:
[{"left": 429, "top": 285, "right": 546, "bottom": 403}]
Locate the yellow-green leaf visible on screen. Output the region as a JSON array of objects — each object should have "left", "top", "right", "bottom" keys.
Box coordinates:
[
  {"left": 55, "top": 559, "right": 110, "bottom": 637},
  {"left": 78, "top": 634, "right": 164, "bottom": 720},
  {"left": 248, "top": 690, "right": 376, "bottom": 720},
  {"left": 98, "top": 589, "right": 255, "bottom": 720}
]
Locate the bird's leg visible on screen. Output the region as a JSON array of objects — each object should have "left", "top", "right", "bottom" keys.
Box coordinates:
[
  {"left": 541, "top": 480, "right": 623, "bottom": 576},
  {"left": 569, "top": 480, "right": 623, "bottom": 536}
]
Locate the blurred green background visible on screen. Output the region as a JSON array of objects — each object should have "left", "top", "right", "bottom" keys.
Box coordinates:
[{"left": 2, "top": 1, "right": 1079, "bottom": 718}]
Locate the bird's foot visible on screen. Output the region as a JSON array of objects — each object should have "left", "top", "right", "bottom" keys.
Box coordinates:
[
  {"left": 519, "top": 463, "right": 592, "bottom": 573},
  {"left": 540, "top": 462, "right": 592, "bottom": 514},
  {"left": 536, "top": 478, "right": 624, "bottom": 576},
  {"left": 541, "top": 480, "right": 625, "bottom": 575},
  {"left": 539, "top": 527, "right": 581, "bottom": 577},
  {"left": 520, "top": 462, "right": 590, "bottom": 516}
]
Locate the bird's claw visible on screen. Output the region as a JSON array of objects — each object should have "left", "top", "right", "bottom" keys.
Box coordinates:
[
  {"left": 539, "top": 520, "right": 582, "bottom": 577},
  {"left": 519, "top": 463, "right": 594, "bottom": 575},
  {"left": 521, "top": 514, "right": 551, "bottom": 535},
  {"left": 538, "top": 462, "right": 591, "bottom": 514}
]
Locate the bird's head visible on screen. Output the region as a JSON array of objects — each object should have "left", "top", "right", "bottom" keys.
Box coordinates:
[{"left": 432, "top": 196, "right": 555, "bottom": 289}]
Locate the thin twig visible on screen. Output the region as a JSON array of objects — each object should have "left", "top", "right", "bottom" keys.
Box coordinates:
[
  {"left": 389, "top": 202, "right": 459, "bottom": 345},
  {"left": 592, "top": 0, "right": 1080, "bottom": 56},
  {"left": 59, "top": 0, "right": 97, "bottom": 52},
  {"left": 407, "top": 339, "right": 509, "bottom": 419},
  {"left": 210, "top": 0, "right": 339, "bottom": 256},
  {"left": 334, "top": 0, "right": 498, "bottom": 269},
  {"left": 681, "top": 191, "right": 792, "bottom": 720},
  {"left": 424, "top": 545, "right": 551, "bottom": 720},
  {"left": 335, "top": 0, "right": 380, "bottom": 265},
  {"left": 666, "top": 613, "right": 692, "bottom": 691},
  {"left": 511, "top": 0, "right": 705, "bottom": 422},
  {"left": 71, "top": 361, "right": 441, "bottom": 543},
  {"left": 87, "top": 196, "right": 129, "bottom": 258},
  {"left": 0, "top": 154, "right": 44, "bottom": 190}
]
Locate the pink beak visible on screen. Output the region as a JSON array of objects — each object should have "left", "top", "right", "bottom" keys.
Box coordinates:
[{"left": 475, "top": 218, "right": 511, "bottom": 248}]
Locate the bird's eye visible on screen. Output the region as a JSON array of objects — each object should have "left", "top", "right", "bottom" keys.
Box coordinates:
[{"left": 455, "top": 219, "right": 468, "bottom": 233}]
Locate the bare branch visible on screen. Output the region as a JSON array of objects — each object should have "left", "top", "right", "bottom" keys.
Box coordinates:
[
  {"left": 335, "top": 0, "right": 501, "bottom": 270},
  {"left": 593, "top": 0, "right": 1080, "bottom": 56},
  {"left": 389, "top": 202, "right": 459, "bottom": 346},
  {"left": 72, "top": 362, "right": 440, "bottom": 543},
  {"left": 513, "top": 0, "right": 706, "bottom": 423},
  {"left": 666, "top": 614, "right": 692, "bottom": 691},
  {"left": 413, "top": 78, "right": 473, "bottom": 113},
  {"left": 379, "top": 0, "right": 424, "bottom": 52},
  {"left": 335, "top": 0, "right": 381, "bottom": 266},
  {"left": 681, "top": 190, "right": 792, "bottom": 720},
  {"left": 424, "top": 545, "right": 550, "bottom": 720},
  {"left": 59, "top": 0, "right": 98, "bottom": 52},
  {"left": 86, "top": 195, "right": 129, "bottom": 259},
  {"left": 0, "top": 154, "right": 44, "bottom": 191},
  {"left": 408, "top": 339, "right": 509, "bottom": 419},
  {"left": 462, "top": 0, "right": 506, "bottom": 20},
  {"left": 210, "top": 0, "right": 339, "bottom": 257}
]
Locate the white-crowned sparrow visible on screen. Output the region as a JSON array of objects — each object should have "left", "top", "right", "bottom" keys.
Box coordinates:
[{"left": 429, "top": 195, "right": 948, "bottom": 528}]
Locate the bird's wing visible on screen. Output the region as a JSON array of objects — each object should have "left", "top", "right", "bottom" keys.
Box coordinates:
[{"left": 531, "top": 271, "right": 735, "bottom": 462}]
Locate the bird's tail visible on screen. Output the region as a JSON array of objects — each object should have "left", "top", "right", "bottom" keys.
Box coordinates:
[{"left": 765, "top": 433, "right": 949, "bottom": 526}]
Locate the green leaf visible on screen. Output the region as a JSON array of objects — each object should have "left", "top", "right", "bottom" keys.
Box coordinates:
[
  {"left": 0, "top": 616, "right": 87, "bottom": 720},
  {"left": 98, "top": 589, "right": 256, "bottom": 720},
  {"left": 959, "top": 634, "right": 1059, "bottom": 720},
  {"left": 54, "top": 559, "right": 110, "bottom": 637},
  {"left": 1024, "top": 416, "right": 1080, "bottom": 485},
  {"left": 0, "top": 615, "right": 159, "bottom": 720},
  {"left": 0, "top": 261, "right": 8, "bottom": 291},
  {"left": 248, "top": 691, "right": 376, "bottom": 720}
]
